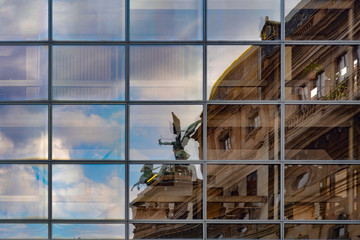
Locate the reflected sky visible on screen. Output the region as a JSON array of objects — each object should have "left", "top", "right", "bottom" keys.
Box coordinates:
[
  {"left": 130, "top": 46, "right": 203, "bottom": 100},
  {"left": 0, "top": 224, "right": 47, "bottom": 239},
  {"left": 207, "top": 0, "right": 280, "bottom": 41},
  {"left": 0, "top": 46, "right": 48, "bottom": 101},
  {"left": 53, "top": 0, "right": 125, "bottom": 40},
  {"left": 53, "top": 224, "right": 125, "bottom": 239},
  {"left": 207, "top": 45, "right": 251, "bottom": 99},
  {"left": 0, "top": 0, "right": 48, "bottom": 40},
  {"left": 130, "top": 0, "right": 202, "bottom": 40},
  {"left": 53, "top": 164, "right": 125, "bottom": 219},
  {"left": 52, "top": 105, "right": 125, "bottom": 160},
  {"left": 0, "top": 165, "right": 48, "bottom": 219},
  {"left": 130, "top": 105, "right": 202, "bottom": 160},
  {"left": 0, "top": 105, "right": 48, "bottom": 160}
]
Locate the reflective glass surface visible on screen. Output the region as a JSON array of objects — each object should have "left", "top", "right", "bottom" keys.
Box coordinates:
[
  {"left": 53, "top": 0, "right": 125, "bottom": 40},
  {"left": 130, "top": 0, "right": 202, "bottom": 41},
  {"left": 0, "top": 105, "right": 48, "bottom": 160},
  {"left": 130, "top": 105, "right": 202, "bottom": 160},
  {"left": 208, "top": 45, "right": 280, "bottom": 100},
  {"left": 285, "top": 224, "right": 360, "bottom": 239},
  {"left": 208, "top": 224, "right": 280, "bottom": 239},
  {"left": 286, "top": 45, "right": 360, "bottom": 101},
  {"left": 130, "top": 46, "right": 203, "bottom": 100},
  {"left": 285, "top": 0, "right": 360, "bottom": 40},
  {"left": 129, "top": 164, "right": 202, "bottom": 219},
  {"left": 0, "top": 224, "right": 47, "bottom": 239},
  {"left": 0, "top": 46, "right": 48, "bottom": 101},
  {"left": 130, "top": 224, "right": 202, "bottom": 239},
  {"left": 53, "top": 164, "right": 125, "bottom": 219},
  {"left": 52, "top": 105, "right": 125, "bottom": 160},
  {"left": 207, "top": 105, "right": 280, "bottom": 160},
  {"left": 0, "top": 165, "right": 48, "bottom": 219},
  {"left": 53, "top": 224, "right": 125, "bottom": 239},
  {"left": 207, "top": 0, "right": 281, "bottom": 41},
  {"left": 285, "top": 165, "right": 360, "bottom": 220},
  {"left": 0, "top": 0, "right": 48, "bottom": 40},
  {"left": 207, "top": 165, "right": 280, "bottom": 220},
  {"left": 286, "top": 105, "right": 360, "bottom": 160},
  {"left": 53, "top": 46, "right": 125, "bottom": 101}
]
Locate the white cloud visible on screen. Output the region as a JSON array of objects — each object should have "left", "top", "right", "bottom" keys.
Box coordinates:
[
  {"left": 0, "top": 165, "right": 48, "bottom": 219},
  {"left": 53, "top": 165, "right": 125, "bottom": 219},
  {"left": 0, "top": 0, "right": 48, "bottom": 40}
]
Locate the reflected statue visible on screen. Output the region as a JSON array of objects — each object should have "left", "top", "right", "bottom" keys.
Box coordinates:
[
  {"left": 158, "top": 112, "right": 201, "bottom": 160},
  {"left": 131, "top": 164, "right": 159, "bottom": 191}
]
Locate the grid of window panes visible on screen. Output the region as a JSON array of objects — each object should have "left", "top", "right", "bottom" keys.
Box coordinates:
[{"left": 1, "top": 0, "right": 360, "bottom": 239}]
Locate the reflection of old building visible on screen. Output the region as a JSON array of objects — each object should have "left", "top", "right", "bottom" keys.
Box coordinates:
[{"left": 131, "top": 1, "right": 360, "bottom": 239}]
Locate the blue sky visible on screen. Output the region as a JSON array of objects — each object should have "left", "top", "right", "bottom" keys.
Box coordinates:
[
  {"left": 130, "top": 105, "right": 202, "bottom": 160},
  {"left": 52, "top": 105, "right": 125, "bottom": 160}
]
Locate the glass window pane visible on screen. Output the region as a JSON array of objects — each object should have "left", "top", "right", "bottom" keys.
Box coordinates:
[
  {"left": 130, "top": 46, "right": 203, "bottom": 100},
  {"left": 207, "top": 165, "right": 279, "bottom": 220},
  {"left": 208, "top": 224, "right": 280, "bottom": 239},
  {"left": 130, "top": 224, "right": 202, "bottom": 239},
  {"left": 0, "top": 46, "right": 48, "bottom": 101},
  {"left": 53, "top": 224, "right": 125, "bottom": 239},
  {"left": 285, "top": 165, "right": 360, "bottom": 220},
  {"left": 130, "top": 0, "right": 202, "bottom": 41},
  {"left": 53, "top": 164, "right": 125, "bottom": 219},
  {"left": 0, "top": 165, "right": 48, "bottom": 219},
  {"left": 286, "top": 45, "right": 360, "bottom": 101},
  {"left": 207, "top": 105, "right": 280, "bottom": 160},
  {"left": 0, "top": 0, "right": 48, "bottom": 41},
  {"left": 53, "top": 46, "right": 125, "bottom": 101},
  {"left": 285, "top": 104, "right": 360, "bottom": 160},
  {"left": 0, "top": 105, "right": 48, "bottom": 160},
  {"left": 52, "top": 105, "right": 125, "bottom": 160},
  {"left": 207, "top": 0, "right": 280, "bottom": 41},
  {"left": 130, "top": 105, "right": 202, "bottom": 160},
  {"left": 285, "top": 224, "right": 360, "bottom": 239},
  {"left": 130, "top": 164, "right": 203, "bottom": 220},
  {"left": 0, "top": 224, "right": 47, "bottom": 239},
  {"left": 53, "top": 0, "right": 125, "bottom": 40},
  {"left": 285, "top": 0, "right": 358, "bottom": 40},
  {"left": 208, "top": 45, "right": 280, "bottom": 100}
]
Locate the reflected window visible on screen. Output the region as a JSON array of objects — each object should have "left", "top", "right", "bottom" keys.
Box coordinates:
[
  {"left": 218, "top": 132, "right": 232, "bottom": 152},
  {"left": 336, "top": 53, "right": 349, "bottom": 83},
  {"left": 0, "top": 46, "right": 48, "bottom": 101},
  {"left": 53, "top": 46, "right": 125, "bottom": 101},
  {"left": 53, "top": 0, "right": 125, "bottom": 40}
]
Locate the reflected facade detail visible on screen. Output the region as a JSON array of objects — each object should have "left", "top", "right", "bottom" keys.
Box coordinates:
[
  {"left": 130, "top": 164, "right": 202, "bottom": 220},
  {"left": 285, "top": 165, "right": 360, "bottom": 220}
]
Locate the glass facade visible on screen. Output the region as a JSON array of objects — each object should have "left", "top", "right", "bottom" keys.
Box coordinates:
[{"left": 1, "top": 0, "right": 360, "bottom": 239}]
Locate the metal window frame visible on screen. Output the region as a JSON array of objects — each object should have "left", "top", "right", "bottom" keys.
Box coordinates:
[{"left": 0, "top": 0, "right": 360, "bottom": 239}]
